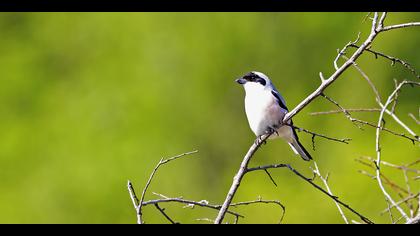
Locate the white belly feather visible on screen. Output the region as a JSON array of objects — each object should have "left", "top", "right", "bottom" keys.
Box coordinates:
[{"left": 244, "top": 86, "right": 288, "bottom": 139}]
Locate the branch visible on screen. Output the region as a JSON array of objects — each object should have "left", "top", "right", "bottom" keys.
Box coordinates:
[
  {"left": 247, "top": 163, "right": 374, "bottom": 224},
  {"left": 348, "top": 45, "right": 419, "bottom": 79},
  {"left": 284, "top": 122, "right": 353, "bottom": 152},
  {"left": 310, "top": 108, "right": 381, "bottom": 116},
  {"left": 154, "top": 203, "right": 179, "bottom": 224},
  {"left": 129, "top": 150, "right": 198, "bottom": 224},
  {"left": 381, "top": 22, "right": 420, "bottom": 32},
  {"left": 142, "top": 193, "right": 285, "bottom": 224},
  {"left": 287, "top": 124, "right": 352, "bottom": 147},
  {"left": 312, "top": 162, "right": 349, "bottom": 224},
  {"left": 339, "top": 54, "right": 419, "bottom": 142},
  {"left": 381, "top": 193, "right": 420, "bottom": 216},
  {"left": 320, "top": 58, "right": 419, "bottom": 144},
  {"left": 215, "top": 13, "right": 419, "bottom": 224},
  {"left": 320, "top": 93, "right": 364, "bottom": 129},
  {"left": 375, "top": 81, "right": 418, "bottom": 222},
  {"left": 282, "top": 13, "right": 383, "bottom": 124},
  {"left": 142, "top": 196, "right": 244, "bottom": 220},
  {"left": 214, "top": 132, "right": 273, "bottom": 224},
  {"left": 356, "top": 157, "right": 410, "bottom": 195},
  {"left": 127, "top": 180, "right": 140, "bottom": 221},
  {"left": 360, "top": 156, "right": 420, "bottom": 174},
  {"left": 406, "top": 214, "right": 420, "bottom": 224},
  {"left": 229, "top": 197, "right": 286, "bottom": 224},
  {"left": 309, "top": 108, "right": 420, "bottom": 142},
  {"left": 408, "top": 112, "right": 420, "bottom": 125}
]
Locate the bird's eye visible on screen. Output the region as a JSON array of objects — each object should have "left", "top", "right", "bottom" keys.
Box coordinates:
[{"left": 256, "top": 78, "right": 266, "bottom": 86}]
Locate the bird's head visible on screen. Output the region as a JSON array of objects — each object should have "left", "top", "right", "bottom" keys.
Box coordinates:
[{"left": 235, "top": 71, "right": 271, "bottom": 91}]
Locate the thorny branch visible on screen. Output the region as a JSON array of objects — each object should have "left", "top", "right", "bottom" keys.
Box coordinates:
[
  {"left": 375, "top": 81, "right": 419, "bottom": 222},
  {"left": 334, "top": 44, "right": 420, "bottom": 223},
  {"left": 310, "top": 108, "right": 382, "bottom": 116},
  {"left": 128, "top": 150, "right": 199, "bottom": 224},
  {"left": 347, "top": 45, "right": 419, "bottom": 79},
  {"left": 246, "top": 163, "right": 374, "bottom": 224},
  {"left": 312, "top": 162, "right": 349, "bottom": 224},
  {"left": 214, "top": 132, "right": 274, "bottom": 224},
  {"left": 229, "top": 197, "right": 286, "bottom": 224},
  {"left": 286, "top": 124, "right": 352, "bottom": 150},
  {"left": 316, "top": 54, "right": 419, "bottom": 143},
  {"left": 356, "top": 156, "right": 419, "bottom": 211},
  {"left": 129, "top": 150, "right": 285, "bottom": 224}
]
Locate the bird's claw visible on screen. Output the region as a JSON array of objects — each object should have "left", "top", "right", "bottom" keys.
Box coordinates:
[
  {"left": 255, "top": 135, "right": 267, "bottom": 146},
  {"left": 267, "top": 126, "right": 279, "bottom": 136}
]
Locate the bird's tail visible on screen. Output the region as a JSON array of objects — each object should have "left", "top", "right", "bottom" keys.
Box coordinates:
[{"left": 288, "top": 129, "right": 312, "bottom": 161}]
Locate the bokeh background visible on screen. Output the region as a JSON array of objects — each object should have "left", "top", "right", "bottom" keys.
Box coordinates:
[{"left": 0, "top": 12, "right": 419, "bottom": 224}]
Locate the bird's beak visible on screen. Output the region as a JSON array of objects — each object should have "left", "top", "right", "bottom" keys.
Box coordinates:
[{"left": 235, "top": 78, "right": 246, "bottom": 85}]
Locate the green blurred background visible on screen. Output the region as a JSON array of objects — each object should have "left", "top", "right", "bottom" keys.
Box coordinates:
[{"left": 0, "top": 12, "right": 418, "bottom": 224}]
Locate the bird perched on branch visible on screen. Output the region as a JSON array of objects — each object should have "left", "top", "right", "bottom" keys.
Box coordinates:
[{"left": 236, "top": 71, "right": 312, "bottom": 161}]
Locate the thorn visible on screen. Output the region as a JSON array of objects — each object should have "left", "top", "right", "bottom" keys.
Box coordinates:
[
  {"left": 319, "top": 72, "right": 326, "bottom": 82},
  {"left": 373, "top": 160, "right": 380, "bottom": 170},
  {"left": 311, "top": 134, "right": 316, "bottom": 151}
]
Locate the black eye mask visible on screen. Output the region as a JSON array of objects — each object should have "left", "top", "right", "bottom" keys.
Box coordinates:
[
  {"left": 255, "top": 78, "right": 266, "bottom": 86},
  {"left": 243, "top": 73, "right": 266, "bottom": 86}
]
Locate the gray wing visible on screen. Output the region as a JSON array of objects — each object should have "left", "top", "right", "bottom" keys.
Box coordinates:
[{"left": 270, "top": 89, "right": 288, "bottom": 111}]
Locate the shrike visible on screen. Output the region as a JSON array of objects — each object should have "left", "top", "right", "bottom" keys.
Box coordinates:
[{"left": 236, "top": 71, "right": 312, "bottom": 161}]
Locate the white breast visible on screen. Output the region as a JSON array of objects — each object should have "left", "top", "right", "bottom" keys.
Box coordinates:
[{"left": 243, "top": 83, "right": 285, "bottom": 136}]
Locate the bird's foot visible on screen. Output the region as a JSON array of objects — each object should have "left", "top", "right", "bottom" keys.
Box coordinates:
[
  {"left": 255, "top": 135, "right": 267, "bottom": 146},
  {"left": 267, "top": 126, "right": 279, "bottom": 136}
]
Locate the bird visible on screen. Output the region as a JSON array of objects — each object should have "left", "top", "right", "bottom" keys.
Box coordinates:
[{"left": 235, "top": 71, "right": 312, "bottom": 161}]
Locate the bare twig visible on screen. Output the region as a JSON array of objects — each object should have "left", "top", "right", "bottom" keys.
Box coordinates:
[
  {"left": 287, "top": 123, "right": 352, "bottom": 145},
  {"left": 130, "top": 150, "right": 198, "bottom": 224},
  {"left": 385, "top": 198, "right": 396, "bottom": 224},
  {"left": 406, "top": 214, "right": 420, "bottom": 224},
  {"left": 347, "top": 45, "right": 419, "bottom": 79},
  {"left": 282, "top": 13, "right": 381, "bottom": 125},
  {"left": 358, "top": 156, "right": 420, "bottom": 219},
  {"left": 312, "top": 162, "right": 349, "bottom": 224},
  {"left": 375, "top": 81, "right": 419, "bottom": 222},
  {"left": 333, "top": 32, "right": 361, "bottom": 70},
  {"left": 384, "top": 108, "right": 419, "bottom": 140},
  {"left": 342, "top": 53, "right": 419, "bottom": 140},
  {"left": 380, "top": 193, "right": 420, "bottom": 215},
  {"left": 313, "top": 162, "right": 349, "bottom": 224},
  {"left": 144, "top": 193, "right": 286, "bottom": 224},
  {"left": 214, "top": 132, "right": 273, "bottom": 224},
  {"left": 310, "top": 108, "right": 381, "bottom": 116},
  {"left": 264, "top": 169, "right": 278, "bottom": 187},
  {"left": 127, "top": 180, "right": 140, "bottom": 222},
  {"left": 142, "top": 196, "right": 244, "bottom": 219},
  {"left": 356, "top": 157, "right": 410, "bottom": 195},
  {"left": 246, "top": 163, "right": 374, "bottom": 224},
  {"left": 335, "top": 55, "right": 419, "bottom": 143},
  {"left": 320, "top": 93, "right": 364, "bottom": 129},
  {"left": 312, "top": 13, "right": 404, "bottom": 116},
  {"left": 391, "top": 79, "right": 401, "bottom": 114},
  {"left": 408, "top": 112, "right": 420, "bottom": 125},
  {"left": 381, "top": 22, "right": 420, "bottom": 32},
  {"left": 230, "top": 197, "right": 286, "bottom": 224},
  {"left": 360, "top": 156, "right": 420, "bottom": 174},
  {"left": 154, "top": 203, "right": 179, "bottom": 224},
  {"left": 196, "top": 218, "right": 215, "bottom": 223}
]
